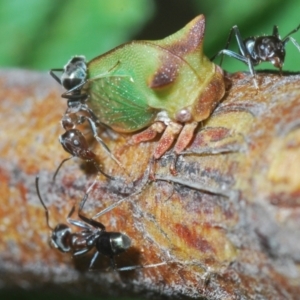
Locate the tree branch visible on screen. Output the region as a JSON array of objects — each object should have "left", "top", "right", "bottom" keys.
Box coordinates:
[{"left": 1, "top": 69, "right": 300, "bottom": 299}]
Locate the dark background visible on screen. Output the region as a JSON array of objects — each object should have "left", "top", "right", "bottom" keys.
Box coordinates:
[{"left": 1, "top": 0, "right": 300, "bottom": 73}]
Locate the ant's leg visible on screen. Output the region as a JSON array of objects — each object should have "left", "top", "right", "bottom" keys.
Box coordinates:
[
  {"left": 245, "top": 56, "right": 258, "bottom": 89},
  {"left": 91, "top": 193, "right": 133, "bottom": 219},
  {"left": 231, "top": 25, "right": 248, "bottom": 57},
  {"left": 53, "top": 156, "right": 73, "bottom": 182},
  {"left": 285, "top": 37, "right": 300, "bottom": 52},
  {"left": 85, "top": 117, "right": 123, "bottom": 168},
  {"left": 212, "top": 49, "right": 249, "bottom": 64},
  {"left": 116, "top": 261, "right": 166, "bottom": 272},
  {"left": 211, "top": 27, "right": 236, "bottom": 63},
  {"left": 89, "top": 251, "right": 101, "bottom": 269},
  {"left": 211, "top": 25, "right": 248, "bottom": 65},
  {"left": 78, "top": 178, "right": 97, "bottom": 212},
  {"left": 67, "top": 205, "right": 76, "bottom": 218},
  {"left": 93, "top": 162, "right": 115, "bottom": 181},
  {"left": 91, "top": 163, "right": 152, "bottom": 220},
  {"left": 91, "top": 180, "right": 149, "bottom": 220},
  {"left": 214, "top": 49, "right": 257, "bottom": 89},
  {"left": 77, "top": 180, "right": 106, "bottom": 230}
]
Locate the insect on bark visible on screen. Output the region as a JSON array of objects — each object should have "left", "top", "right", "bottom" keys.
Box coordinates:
[
  {"left": 36, "top": 176, "right": 165, "bottom": 271},
  {"left": 51, "top": 15, "right": 225, "bottom": 173},
  {"left": 52, "top": 129, "right": 114, "bottom": 182},
  {"left": 211, "top": 24, "right": 300, "bottom": 88}
]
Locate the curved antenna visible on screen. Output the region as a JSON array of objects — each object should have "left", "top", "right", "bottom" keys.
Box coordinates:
[
  {"left": 88, "top": 60, "right": 121, "bottom": 82},
  {"left": 49, "top": 68, "right": 63, "bottom": 85},
  {"left": 35, "top": 175, "right": 54, "bottom": 230},
  {"left": 52, "top": 156, "right": 73, "bottom": 182},
  {"left": 283, "top": 24, "right": 300, "bottom": 42}
]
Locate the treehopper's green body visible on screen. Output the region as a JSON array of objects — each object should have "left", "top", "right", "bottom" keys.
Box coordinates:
[{"left": 83, "top": 15, "right": 225, "bottom": 160}]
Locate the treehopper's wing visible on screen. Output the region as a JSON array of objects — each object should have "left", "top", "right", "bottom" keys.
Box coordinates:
[{"left": 85, "top": 15, "right": 216, "bottom": 132}]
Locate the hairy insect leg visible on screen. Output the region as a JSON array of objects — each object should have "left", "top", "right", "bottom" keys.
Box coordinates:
[
  {"left": 173, "top": 122, "right": 198, "bottom": 155},
  {"left": 211, "top": 25, "right": 248, "bottom": 64},
  {"left": 284, "top": 37, "right": 300, "bottom": 52},
  {"left": 91, "top": 164, "right": 152, "bottom": 220},
  {"left": 211, "top": 25, "right": 258, "bottom": 89},
  {"left": 89, "top": 251, "right": 101, "bottom": 269},
  {"left": 85, "top": 116, "right": 124, "bottom": 169},
  {"left": 131, "top": 121, "right": 166, "bottom": 144},
  {"left": 91, "top": 186, "right": 146, "bottom": 220},
  {"left": 168, "top": 121, "right": 198, "bottom": 175},
  {"left": 214, "top": 48, "right": 258, "bottom": 88},
  {"left": 89, "top": 252, "right": 166, "bottom": 272},
  {"left": 153, "top": 122, "right": 182, "bottom": 159},
  {"left": 116, "top": 261, "right": 166, "bottom": 272},
  {"left": 78, "top": 178, "right": 98, "bottom": 212}
]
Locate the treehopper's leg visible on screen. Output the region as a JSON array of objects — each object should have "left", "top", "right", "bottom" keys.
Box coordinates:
[
  {"left": 131, "top": 122, "right": 166, "bottom": 144},
  {"left": 169, "top": 121, "right": 199, "bottom": 175},
  {"left": 153, "top": 122, "right": 182, "bottom": 159},
  {"left": 173, "top": 121, "right": 198, "bottom": 154}
]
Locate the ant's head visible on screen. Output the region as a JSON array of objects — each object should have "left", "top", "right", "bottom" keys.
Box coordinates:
[
  {"left": 61, "top": 56, "right": 87, "bottom": 91},
  {"left": 50, "top": 224, "right": 72, "bottom": 252},
  {"left": 255, "top": 36, "right": 285, "bottom": 69}
]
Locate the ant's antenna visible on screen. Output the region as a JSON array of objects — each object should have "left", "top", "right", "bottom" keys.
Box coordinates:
[
  {"left": 36, "top": 175, "right": 54, "bottom": 230},
  {"left": 283, "top": 24, "right": 300, "bottom": 42}
]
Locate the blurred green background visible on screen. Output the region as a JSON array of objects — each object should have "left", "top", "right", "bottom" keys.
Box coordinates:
[
  {"left": 1, "top": 0, "right": 299, "bottom": 299},
  {"left": 1, "top": 0, "right": 299, "bottom": 74}
]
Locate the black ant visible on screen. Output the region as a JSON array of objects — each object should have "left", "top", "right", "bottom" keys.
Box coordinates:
[
  {"left": 50, "top": 56, "right": 122, "bottom": 170},
  {"left": 53, "top": 128, "right": 114, "bottom": 182},
  {"left": 51, "top": 56, "right": 101, "bottom": 133},
  {"left": 211, "top": 24, "right": 300, "bottom": 88},
  {"left": 36, "top": 176, "right": 165, "bottom": 271}
]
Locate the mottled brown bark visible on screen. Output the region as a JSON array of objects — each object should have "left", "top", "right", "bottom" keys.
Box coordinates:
[{"left": 0, "top": 69, "right": 300, "bottom": 299}]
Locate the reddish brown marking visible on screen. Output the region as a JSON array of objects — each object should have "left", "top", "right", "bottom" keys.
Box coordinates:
[
  {"left": 131, "top": 122, "right": 166, "bottom": 144},
  {"left": 165, "top": 15, "right": 205, "bottom": 57},
  {"left": 148, "top": 15, "right": 206, "bottom": 90},
  {"left": 173, "top": 223, "right": 215, "bottom": 253},
  {"left": 174, "top": 122, "right": 198, "bottom": 154},
  {"left": 153, "top": 122, "right": 182, "bottom": 159},
  {"left": 148, "top": 65, "right": 178, "bottom": 89},
  {"left": 191, "top": 127, "right": 231, "bottom": 148},
  {"left": 193, "top": 65, "right": 225, "bottom": 121}
]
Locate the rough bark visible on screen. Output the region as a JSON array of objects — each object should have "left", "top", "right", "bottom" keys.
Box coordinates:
[{"left": 0, "top": 69, "right": 300, "bottom": 299}]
